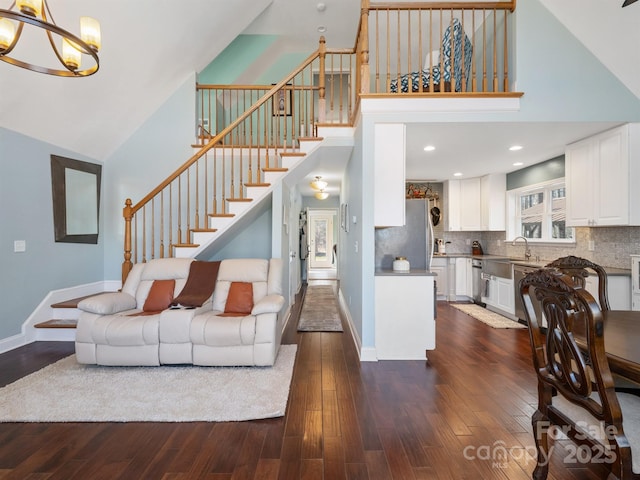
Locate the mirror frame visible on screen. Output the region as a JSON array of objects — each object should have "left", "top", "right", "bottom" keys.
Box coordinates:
[{"left": 51, "top": 155, "right": 102, "bottom": 244}]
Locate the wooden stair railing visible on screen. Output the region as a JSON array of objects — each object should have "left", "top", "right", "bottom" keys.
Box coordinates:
[{"left": 122, "top": 37, "right": 356, "bottom": 282}]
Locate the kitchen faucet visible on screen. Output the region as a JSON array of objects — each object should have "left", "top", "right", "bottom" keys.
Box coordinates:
[{"left": 512, "top": 236, "right": 532, "bottom": 261}]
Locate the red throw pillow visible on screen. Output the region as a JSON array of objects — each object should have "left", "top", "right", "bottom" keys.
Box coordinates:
[
  {"left": 143, "top": 279, "right": 175, "bottom": 312},
  {"left": 224, "top": 282, "right": 253, "bottom": 314}
]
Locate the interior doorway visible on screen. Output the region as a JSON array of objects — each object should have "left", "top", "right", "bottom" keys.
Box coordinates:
[{"left": 306, "top": 208, "right": 337, "bottom": 280}]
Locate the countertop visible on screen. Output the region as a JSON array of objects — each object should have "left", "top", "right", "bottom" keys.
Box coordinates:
[
  {"left": 375, "top": 268, "right": 437, "bottom": 276},
  {"left": 431, "top": 253, "right": 631, "bottom": 276}
]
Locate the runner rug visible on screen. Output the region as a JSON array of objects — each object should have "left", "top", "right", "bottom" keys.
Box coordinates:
[
  {"left": 450, "top": 303, "right": 527, "bottom": 329},
  {"left": 297, "top": 285, "right": 343, "bottom": 332},
  {"left": 0, "top": 344, "right": 297, "bottom": 423}
]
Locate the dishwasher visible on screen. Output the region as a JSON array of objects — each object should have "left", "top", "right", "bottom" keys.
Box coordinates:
[{"left": 471, "top": 258, "right": 484, "bottom": 306}]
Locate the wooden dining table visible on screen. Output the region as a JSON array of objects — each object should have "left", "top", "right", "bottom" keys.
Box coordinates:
[{"left": 599, "top": 310, "right": 640, "bottom": 384}]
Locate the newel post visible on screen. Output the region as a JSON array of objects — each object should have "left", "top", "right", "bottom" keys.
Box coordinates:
[
  {"left": 360, "top": 0, "right": 370, "bottom": 94},
  {"left": 122, "top": 198, "right": 133, "bottom": 284},
  {"left": 318, "top": 36, "right": 326, "bottom": 123}
]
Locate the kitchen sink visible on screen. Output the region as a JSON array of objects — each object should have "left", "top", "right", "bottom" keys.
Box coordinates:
[{"left": 482, "top": 259, "right": 513, "bottom": 279}]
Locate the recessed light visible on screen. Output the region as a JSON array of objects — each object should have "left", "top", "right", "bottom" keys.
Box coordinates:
[
  {"left": 509, "top": 145, "right": 523, "bottom": 151},
  {"left": 513, "top": 162, "right": 524, "bottom": 166},
  {"left": 453, "top": 172, "right": 463, "bottom": 177},
  {"left": 423, "top": 145, "right": 435, "bottom": 152},
  {"left": 317, "top": 25, "right": 327, "bottom": 33}
]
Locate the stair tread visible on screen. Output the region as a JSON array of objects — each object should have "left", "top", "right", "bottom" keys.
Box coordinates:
[
  {"left": 263, "top": 167, "right": 288, "bottom": 172},
  {"left": 190, "top": 228, "right": 218, "bottom": 232},
  {"left": 245, "top": 183, "right": 271, "bottom": 187},
  {"left": 173, "top": 243, "right": 199, "bottom": 248},
  {"left": 35, "top": 319, "right": 78, "bottom": 329},
  {"left": 208, "top": 213, "right": 235, "bottom": 218},
  {"left": 226, "top": 198, "right": 253, "bottom": 202},
  {"left": 280, "top": 152, "right": 306, "bottom": 157},
  {"left": 51, "top": 294, "right": 104, "bottom": 309}
]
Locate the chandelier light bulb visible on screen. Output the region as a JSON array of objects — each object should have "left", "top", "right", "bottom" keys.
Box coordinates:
[{"left": 315, "top": 190, "right": 329, "bottom": 200}]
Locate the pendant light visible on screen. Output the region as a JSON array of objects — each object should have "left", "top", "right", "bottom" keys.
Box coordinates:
[{"left": 310, "top": 176, "right": 328, "bottom": 191}]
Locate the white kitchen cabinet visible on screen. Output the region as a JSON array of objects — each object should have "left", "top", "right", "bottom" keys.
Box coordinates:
[
  {"left": 585, "top": 275, "right": 631, "bottom": 311},
  {"left": 431, "top": 257, "right": 448, "bottom": 300},
  {"left": 375, "top": 274, "right": 436, "bottom": 360},
  {"left": 632, "top": 255, "right": 640, "bottom": 311},
  {"left": 374, "top": 123, "right": 406, "bottom": 226},
  {"left": 455, "top": 257, "right": 472, "bottom": 298},
  {"left": 481, "top": 173, "right": 506, "bottom": 231},
  {"left": 566, "top": 123, "right": 640, "bottom": 227},
  {"left": 496, "top": 276, "right": 515, "bottom": 315},
  {"left": 445, "top": 174, "right": 506, "bottom": 231}
]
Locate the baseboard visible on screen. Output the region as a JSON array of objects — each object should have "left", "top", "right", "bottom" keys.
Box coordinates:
[
  {"left": 0, "top": 281, "right": 122, "bottom": 354},
  {"left": 0, "top": 332, "right": 29, "bottom": 355},
  {"left": 337, "top": 288, "right": 375, "bottom": 362}
]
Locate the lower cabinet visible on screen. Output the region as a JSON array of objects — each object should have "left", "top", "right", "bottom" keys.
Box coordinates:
[
  {"left": 455, "top": 257, "right": 472, "bottom": 299},
  {"left": 585, "top": 275, "right": 631, "bottom": 310},
  {"left": 375, "top": 274, "right": 436, "bottom": 360},
  {"left": 483, "top": 275, "right": 515, "bottom": 316},
  {"left": 431, "top": 258, "right": 448, "bottom": 300}
]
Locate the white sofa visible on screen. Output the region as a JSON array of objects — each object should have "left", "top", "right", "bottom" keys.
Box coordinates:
[{"left": 75, "top": 257, "right": 285, "bottom": 367}]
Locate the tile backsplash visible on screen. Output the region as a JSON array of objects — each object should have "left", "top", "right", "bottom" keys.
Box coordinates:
[{"left": 442, "top": 227, "right": 640, "bottom": 270}]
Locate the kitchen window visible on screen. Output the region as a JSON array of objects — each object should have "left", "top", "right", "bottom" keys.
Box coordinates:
[{"left": 507, "top": 179, "right": 575, "bottom": 243}]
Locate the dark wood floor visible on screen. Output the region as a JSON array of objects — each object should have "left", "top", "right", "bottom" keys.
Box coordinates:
[{"left": 0, "top": 287, "right": 610, "bottom": 479}]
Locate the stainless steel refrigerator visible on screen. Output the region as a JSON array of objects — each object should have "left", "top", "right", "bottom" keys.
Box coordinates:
[{"left": 375, "top": 199, "right": 434, "bottom": 271}]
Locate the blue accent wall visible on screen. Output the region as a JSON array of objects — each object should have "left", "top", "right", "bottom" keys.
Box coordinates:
[
  {"left": 0, "top": 128, "right": 104, "bottom": 339},
  {"left": 507, "top": 155, "right": 565, "bottom": 190}
]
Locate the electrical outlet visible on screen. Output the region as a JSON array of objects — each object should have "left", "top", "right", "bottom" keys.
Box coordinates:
[
  {"left": 497, "top": 239, "right": 502, "bottom": 247},
  {"left": 588, "top": 240, "right": 595, "bottom": 251},
  {"left": 465, "top": 238, "right": 471, "bottom": 245},
  {"left": 14, "top": 240, "right": 26, "bottom": 252}
]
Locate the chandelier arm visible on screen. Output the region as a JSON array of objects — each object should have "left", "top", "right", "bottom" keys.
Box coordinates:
[{"left": 0, "top": 7, "right": 99, "bottom": 77}]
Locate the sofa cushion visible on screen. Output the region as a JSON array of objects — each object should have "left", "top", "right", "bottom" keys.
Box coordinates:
[
  {"left": 171, "top": 260, "right": 220, "bottom": 307},
  {"left": 224, "top": 282, "right": 254, "bottom": 314},
  {"left": 78, "top": 292, "right": 137, "bottom": 315},
  {"left": 143, "top": 279, "right": 175, "bottom": 312}
]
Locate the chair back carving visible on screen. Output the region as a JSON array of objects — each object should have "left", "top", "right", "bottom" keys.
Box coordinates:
[
  {"left": 519, "top": 268, "right": 638, "bottom": 479},
  {"left": 545, "top": 255, "right": 610, "bottom": 311}
]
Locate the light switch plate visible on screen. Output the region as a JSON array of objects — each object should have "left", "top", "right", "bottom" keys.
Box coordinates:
[{"left": 14, "top": 240, "right": 26, "bottom": 252}]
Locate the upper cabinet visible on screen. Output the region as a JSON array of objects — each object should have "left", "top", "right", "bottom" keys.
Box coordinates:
[
  {"left": 445, "top": 173, "right": 506, "bottom": 231},
  {"left": 374, "top": 123, "right": 406, "bottom": 226},
  {"left": 566, "top": 123, "right": 640, "bottom": 227}
]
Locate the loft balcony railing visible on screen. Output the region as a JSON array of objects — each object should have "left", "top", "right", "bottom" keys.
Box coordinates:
[{"left": 357, "top": 0, "right": 519, "bottom": 95}]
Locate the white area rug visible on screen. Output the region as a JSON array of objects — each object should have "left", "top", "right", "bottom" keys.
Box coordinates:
[
  {"left": 0, "top": 344, "right": 297, "bottom": 423},
  {"left": 297, "top": 285, "right": 343, "bottom": 332},
  {"left": 451, "top": 303, "right": 527, "bottom": 329}
]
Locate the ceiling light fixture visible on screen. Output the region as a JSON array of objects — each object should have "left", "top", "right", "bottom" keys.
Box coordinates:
[
  {"left": 315, "top": 189, "right": 329, "bottom": 200},
  {"left": 509, "top": 145, "right": 523, "bottom": 151},
  {"left": 0, "top": 0, "right": 100, "bottom": 77},
  {"left": 310, "top": 175, "right": 328, "bottom": 191},
  {"left": 453, "top": 172, "right": 463, "bottom": 177},
  {"left": 423, "top": 145, "right": 436, "bottom": 152},
  {"left": 513, "top": 162, "right": 524, "bottom": 166}
]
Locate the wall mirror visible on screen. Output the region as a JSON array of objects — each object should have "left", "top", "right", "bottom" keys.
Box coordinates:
[{"left": 51, "top": 155, "right": 102, "bottom": 244}]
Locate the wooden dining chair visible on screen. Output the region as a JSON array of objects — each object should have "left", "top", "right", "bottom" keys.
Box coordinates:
[
  {"left": 519, "top": 268, "right": 640, "bottom": 480},
  {"left": 545, "top": 255, "right": 610, "bottom": 311}
]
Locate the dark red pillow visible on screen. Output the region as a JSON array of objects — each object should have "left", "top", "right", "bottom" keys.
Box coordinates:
[
  {"left": 143, "top": 279, "right": 175, "bottom": 312},
  {"left": 224, "top": 282, "right": 253, "bottom": 314}
]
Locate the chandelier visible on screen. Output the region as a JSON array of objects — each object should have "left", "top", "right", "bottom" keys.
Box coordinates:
[
  {"left": 0, "top": 0, "right": 100, "bottom": 77},
  {"left": 314, "top": 189, "right": 329, "bottom": 200},
  {"left": 310, "top": 176, "right": 328, "bottom": 191}
]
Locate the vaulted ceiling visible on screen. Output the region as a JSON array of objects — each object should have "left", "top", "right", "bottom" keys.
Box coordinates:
[{"left": 1, "top": 0, "right": 638, "bottom": 173}]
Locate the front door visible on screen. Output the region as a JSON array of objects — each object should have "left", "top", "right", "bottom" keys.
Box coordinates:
[{"left": 307, "top": 210, "right": 336, "bottom": 273}]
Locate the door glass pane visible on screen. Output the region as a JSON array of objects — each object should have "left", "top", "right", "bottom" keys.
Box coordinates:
[{"left": 313, "top": 219, "right": 327, "bottom": 261}]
